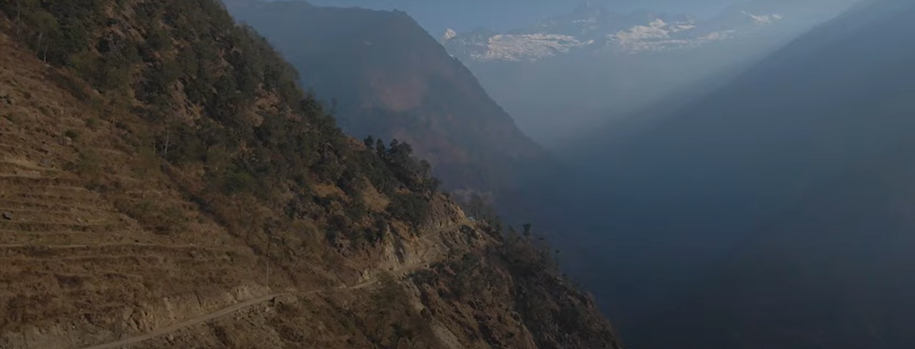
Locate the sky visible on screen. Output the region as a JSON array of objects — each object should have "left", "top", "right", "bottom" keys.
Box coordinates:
[{"left": 304, "top": 0, "right": 752, "bottom": 34}]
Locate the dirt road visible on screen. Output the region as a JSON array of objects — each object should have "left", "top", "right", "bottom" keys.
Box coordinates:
[
  {"left": 81, "top": 293, "right": 286, "bottom": 349},
  {"left": 78, "top": 219, "right": 473, "bottom": 349}
]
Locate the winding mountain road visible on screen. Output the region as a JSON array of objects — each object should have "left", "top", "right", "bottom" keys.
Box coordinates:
[
  {"left": 81, "top": 293, "right": 287, "bottom": 349},
  {"left": 79, "top": 219, "right": 473, "bottom": 349}
]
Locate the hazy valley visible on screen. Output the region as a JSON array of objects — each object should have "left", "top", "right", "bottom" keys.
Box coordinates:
[
  {"left": 2, "top": 0, "right": 915, "bottom": 348},
  {"left": 440, "top": 0, "right": 862, "bottom": 148}
]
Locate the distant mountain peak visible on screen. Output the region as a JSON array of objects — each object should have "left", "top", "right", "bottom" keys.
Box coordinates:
[
  {"left": 443, "top": 4, "right": 794, "bottom": 62},
  {"left": 441, "top": 28, "right": 457, "bottom": 42},
  {"left": 741, "top": 11, "right": 785, "bottom": 25}
]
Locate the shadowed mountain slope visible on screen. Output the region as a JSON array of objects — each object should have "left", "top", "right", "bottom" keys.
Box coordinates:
[
  {"left": 225, "top": 0, "right": 553, "bottom": 203},
  {"left": 551, "top": 0, "right": 915, "bottom": 344}
]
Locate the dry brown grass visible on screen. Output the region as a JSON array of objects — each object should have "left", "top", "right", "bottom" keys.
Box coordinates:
[
  {"left": 313, "top": 182, "right": 346, "bottom": 198},
  {"left": 0, "top": 28, "right": 268, "bottom": 348},
  {"left": 361, "top": 181, "right": 391, "bottom": 213},
  {"left": 0, "top": 5, "right": 621, "bottom": 348}
]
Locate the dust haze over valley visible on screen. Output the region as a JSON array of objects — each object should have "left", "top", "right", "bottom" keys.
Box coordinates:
[
  {"left": 249, "top": 0, "right": 915, "bottom": 347},
  {"left": 306, "top": 0, "right": 862, "bottom": 147},
  {"left": 3, "top": 0, "right": 915, "bottom": 348}
]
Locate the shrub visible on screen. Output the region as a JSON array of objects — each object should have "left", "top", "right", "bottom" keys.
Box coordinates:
[
  {"left": 69, "top": 149, "right": 101, "bottom": 180},
  {"left": 115, "top": 198, "right": 188, "bottom": 235},
  {"left": 220, "top": 170, "right": 258, "bottom": 195},
  {"left": 85, "top": 117, "right": 100, "bottom": 130},
  {"left": 387, "top": 193, "right": 431, "bottom": 228},
  {"left": 64, "top": 129, "right": 79, "bottom": 140}
]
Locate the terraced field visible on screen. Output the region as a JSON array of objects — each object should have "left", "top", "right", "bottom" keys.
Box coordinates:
[
  {"left": 0, "top": 152, "right": 263, "bottom": 345},
  {"left": 0, "top": 9, "right": 622, "bottom": 348},
  {"left": 0, "top": 35, "right": 272, "bottom": 348},
  {"left": 0, "top": 77, "right": 474, "bottom": 347}
]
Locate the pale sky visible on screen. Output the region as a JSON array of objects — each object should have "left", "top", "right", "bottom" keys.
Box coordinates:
[{"left": 303, "top": 0, "right": 749, "bottom": 34}]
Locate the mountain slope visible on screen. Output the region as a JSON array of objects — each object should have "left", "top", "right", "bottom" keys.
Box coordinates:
[
  {"left": 622, "top": 1, "right": 915, "bottom": 347},
  {"left": 0, "top": 1, "right": 619, "bottom": 348},
  {"left": 552, "top": 0, "right": 915, "bottom": 344},
  {"left": 636, "top": 140, "right": 915, "bottom": 349},
  {"left": 438, "top": 1, "right": 856, "bottom": 147},
  {"left": 224, "top": 0, "right": 552, "bottom": 202}
]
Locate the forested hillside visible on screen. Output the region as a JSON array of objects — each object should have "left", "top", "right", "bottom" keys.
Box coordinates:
[
  {"left": 224, "top": 0, "right": 553, "bottom": 206},
  {"left": 0, "top": 1, "right": 620, "bottom": 348}
]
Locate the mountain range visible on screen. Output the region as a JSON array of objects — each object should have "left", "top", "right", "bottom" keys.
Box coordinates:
[
  {"left": 440, "top": 0, "right": 862, "bottom": 147},
  {"left": 534, "top": 0, "right": 915, "bottom": 346},
  {"left": 442, "top": 2, "right": 784, "bottom": 62},
  {"left": 7, "top": 0, "right": 915, "bottom": 347}
]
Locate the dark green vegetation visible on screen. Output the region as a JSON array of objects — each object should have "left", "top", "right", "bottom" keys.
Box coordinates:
[
  {"left": 0, "top": 1, "right": 622, "bottom": 348},
  {"left": 2, "top": 0, "right": 441, "bottom": 245},
  {"left": 411, "top": 222, "right": 621, "bottom": 349}
]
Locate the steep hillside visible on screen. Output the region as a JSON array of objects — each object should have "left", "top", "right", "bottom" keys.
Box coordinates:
[
  {"left": 635, "top": 141, "right": 915, "bottom": 349},
  {"left": 224, "top": 0, "right": 552, "bottom": 203},
  {"left": 547, "top": 0, "right": 915, "bottom": 345},
  {"left": 0, "top": 1, "right": 619, "bottom": 348},
  {"left": 622, "top": 1, "right": 915, "bottom": 347}
]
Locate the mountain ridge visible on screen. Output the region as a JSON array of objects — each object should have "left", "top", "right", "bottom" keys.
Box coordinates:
[
  {"left": 225, "top": 0, "right": 553, "bottom": 205},
  {"left": 545, "top": 0, "right": 915, "bottom": 345},
  {"left": 442, "top": 3, "right": 787, "bottom": 63},
  {"left": 0, "top": 1, "right": 619, "bottom": 348},
  {"left": 432, "top": 0, "right": 865, "bottom": 148}
]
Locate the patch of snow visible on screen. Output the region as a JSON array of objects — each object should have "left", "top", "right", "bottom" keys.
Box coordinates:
[
  {"left": 743, "top": 11, "right": 784, "bottom": 25},
  {"left": 613, "top": 19, "right": 673, "bottom": 43},
  {"left": 470, "top": 34, "right": 591, "bottom": 62},
  {"left": 445, "top": 7, "right": 789, "bottom": 61},
  {"left": 441, "top": 28, "right": 458, "bottom": 42},
  {"left": 669, "top": 22, "right": 697, "bottom": 33},
  {"left": 609, "top": 19, "right": 723, "bottom": 53},
  {"left": 610, "top": 29, "right": 736, "bottom": 54}
]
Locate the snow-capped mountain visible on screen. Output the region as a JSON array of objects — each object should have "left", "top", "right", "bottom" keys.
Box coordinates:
[
  {"left": 442, "top": 2, "right": 787, "bottom": 62},
  {"left": 434, "top": 0, "right": 862, "bottom": 149}
]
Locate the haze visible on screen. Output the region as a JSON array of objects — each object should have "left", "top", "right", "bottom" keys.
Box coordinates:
[
  {"left": 293, "top": 0, "right": 862, "bottom": 148},
  {"left": 305, "top": 0, "right": 752, "bottom": 33},
  {"left": 12, "top": 0, "right": 915, "bottom": 347},
  {"left": 232, "top": 0, "right": 915, "bottom": 348}
]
